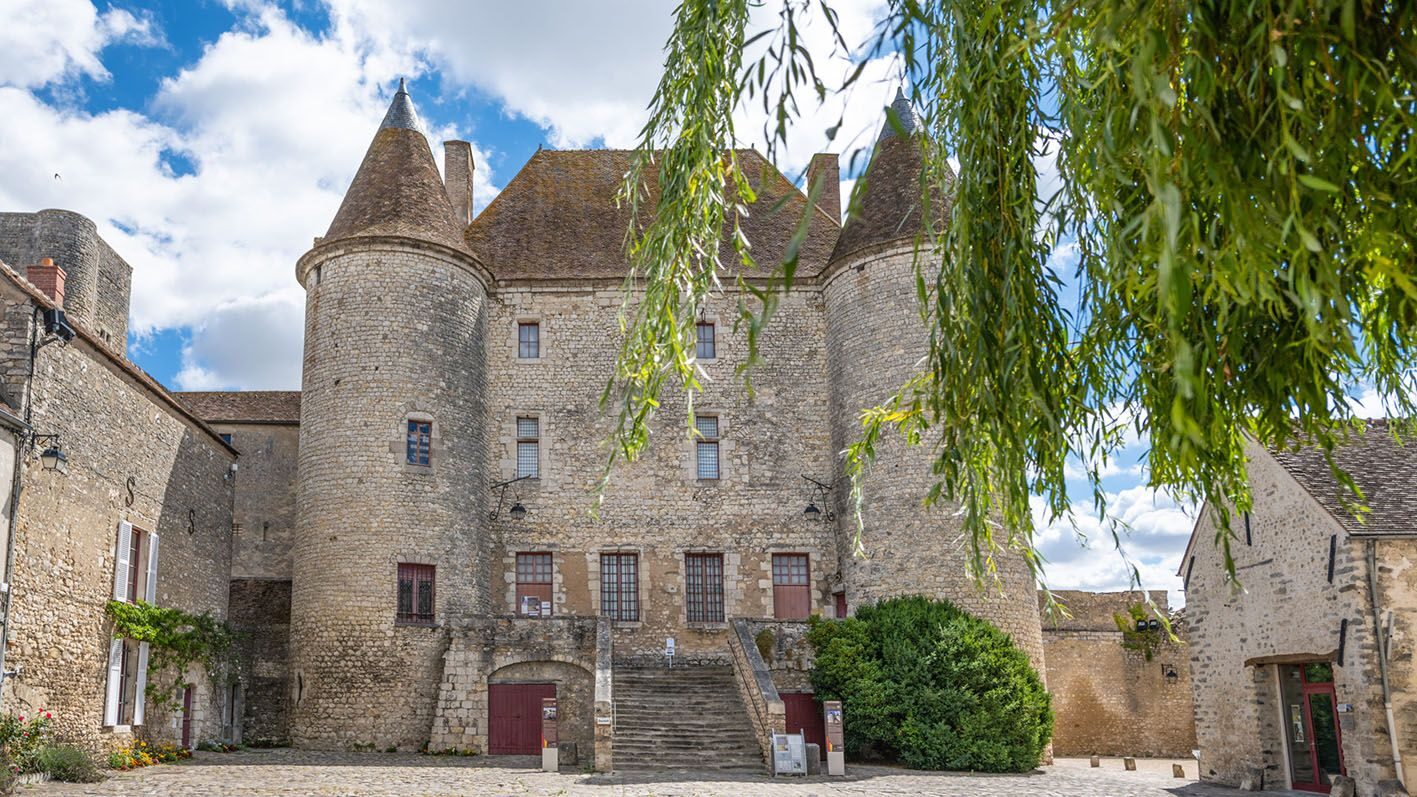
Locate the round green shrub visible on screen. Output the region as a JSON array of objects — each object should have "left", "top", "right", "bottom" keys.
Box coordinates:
[
  {"left": 37, "top": 745, "right": 103, "bottom": 783},
  {"left": 807, "top": 595, "right": 1052, "bottom": 772}
]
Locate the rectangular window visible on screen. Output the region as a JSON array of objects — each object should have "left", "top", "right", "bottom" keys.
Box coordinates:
[
  {"left": 696, "top": 322, "right": 716, "bottom": 359},
  {"left": 834, "top": 591, "right": 847, "bottom": 619},
  {"left": 219, "top": 433, "right": 233, "bottom": 445},
  {"left": 695, "top": 415, "right": 719, "bottom": 480},
  {"left": 516, "top": 416, "right": 540, "bottom": 479},
  {"left": 516, "top": 552, "right": 553, "bottom": 616},
  {"left": 518, "top": 322, "right": 540, "bottom": 359},
  {"left": 126, "top": 528, "right": 143, "bottom": 602},
  {"left": 396, "top": 563, "right": 436, "bottom": 624},
  {"left": 116, "top": 640, "right": 134, "bottom": 724},
  {"left": 685, "top": 553, "right": 725, "bottom": 623},
  {"left": 772, "top": 553, "right": 812, "bottom": 620},
  {"left": 406, "top": 420, "right": 432, "bottom": 466},
  {"left": 600, "top": 552, "right": 639, "bottom": 622}
]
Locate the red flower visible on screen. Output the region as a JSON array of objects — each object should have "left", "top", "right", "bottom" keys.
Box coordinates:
[
  {"left": 16, "top": 716, "right": 22, "bottom": 722},
  {"left": 43, "top": 712, "right": 51, "bottom": 719}
]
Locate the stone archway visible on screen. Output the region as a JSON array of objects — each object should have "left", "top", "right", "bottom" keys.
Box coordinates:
[{"left": 486, "top": 659, "right": 594, "bottom": 763}]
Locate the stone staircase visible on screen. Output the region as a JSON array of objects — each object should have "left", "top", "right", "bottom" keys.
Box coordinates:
[{"left": 612, "top": 664, "right": 765, "bottom": 772}]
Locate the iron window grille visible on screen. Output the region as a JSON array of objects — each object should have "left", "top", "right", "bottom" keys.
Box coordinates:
[
  {"left": 696, "top": 322, "right": 716, "bottom": 359},
  {"left": 685, "top": 553, "right": 725, "bottom": 623},
  {"left": 694, "top": 415, "right": 719, "bottom": 480},
  {"left": 600, "top": 552, "right": 640, "bottom": 622},
  {"left": 406, "top": 420, "right": 432, "bottom": 466},
  {"left": 396, "top": 563, "right": 436, "bottom": 624},
  {"left": 518, "top": 322, "right": 540, "bottom": 359},
  {"left": 516, "top": 416, "right": 540, "bottom": 478}
]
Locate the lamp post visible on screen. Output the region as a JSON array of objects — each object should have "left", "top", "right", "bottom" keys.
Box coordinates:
[{"left": 490, "top": 475, "right": 531, "bottom": 521}]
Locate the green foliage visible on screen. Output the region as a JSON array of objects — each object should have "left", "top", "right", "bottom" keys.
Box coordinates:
[
  {"left": 612, "top": 0, "right": 1417, "bottom": 591},
  {"left": 0, "top": 712, "right": 52, "bottom": 774},
  {"left": 754, "top": 628, "right": 776, "bottom": 661},
  {"left": 105, "top": 600, "right": 239, "bottom": 711},
  {"left": 36, "top": 746, "right": 102, "bottom": 783},
  {"left": 807, "top": 597, "right": 1052, "bottom": 772},
  {"left": 1113, "top": 603, "right": 1163, "bottom": 661}
]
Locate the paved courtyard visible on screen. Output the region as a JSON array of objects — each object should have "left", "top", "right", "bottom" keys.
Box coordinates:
[{"left": 25, "top": 749, "right": 1272, "bottom": 796}]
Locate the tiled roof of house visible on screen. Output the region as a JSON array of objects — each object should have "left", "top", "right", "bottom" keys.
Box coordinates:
[
  {"left": 831, "top": 89, "right": 953, "bottom": 263},
  {"left": 177, "top": 391, "right": 302, "bottom": 424},
  {"left": 1271, "top": 420, "right": 1417, "bottom": 536},
  {"left": 466, "top": 148, "right": 840, "bottom": 281},
  {"left": 322, "top": 84, "right": 471, "bottom": 255}
]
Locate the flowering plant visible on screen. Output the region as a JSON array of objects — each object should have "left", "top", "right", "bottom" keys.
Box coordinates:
[
  {"left": 0, "top": 711, "right": 54, "bottom": 773},
  {"left": 106, "top": 739, "right": 189, "bottom": 770}
]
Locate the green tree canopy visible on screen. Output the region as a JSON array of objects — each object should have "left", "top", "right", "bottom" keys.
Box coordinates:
[{"left": 604, "top": 0, "right": 1417, "bottom": 590}]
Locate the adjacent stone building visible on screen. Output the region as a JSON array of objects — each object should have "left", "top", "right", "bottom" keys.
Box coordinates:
[
  {"left": 1184, "top": 424, "right": 1417, "bottom": 794},
  {"left": 1041, "top": 590, "right": 1196, "bottom": 758},
  {"left": 0, "top": 214, "right": 238, "bottom": 753}
]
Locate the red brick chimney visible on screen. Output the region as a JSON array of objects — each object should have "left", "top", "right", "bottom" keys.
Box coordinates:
[{"left": 27, "top": 258, "right": 65, "bottom": 306}]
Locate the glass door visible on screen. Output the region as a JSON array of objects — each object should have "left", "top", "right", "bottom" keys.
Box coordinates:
[{"left": 1280, "top": 663, "right": 1346, "bottom": 793}]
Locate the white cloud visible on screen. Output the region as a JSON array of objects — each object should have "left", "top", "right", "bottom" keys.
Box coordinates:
[
  {"left": 0, "top": 0, "right": 159, "bottom": 88},
  {"left": 174, "top": 294, "right": 305, "bottom": 390}
]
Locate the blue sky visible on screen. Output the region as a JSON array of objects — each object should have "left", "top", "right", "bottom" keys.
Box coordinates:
[{"left": 0, "top": 0, "right": 1206, "bottom": 601}]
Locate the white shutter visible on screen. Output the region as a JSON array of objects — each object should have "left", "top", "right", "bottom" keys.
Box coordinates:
[
  {"left": 113, "top": 521, "right": 132, "bottom": 601},
  {"left": 103, "top": 638, "right": 123, "bottom": 726},
  {"left": 131, "top": 642, "right": 149, "bottom": 726},
  {"left": 144, "top": 533, "right": 159, "bottom": 604}
]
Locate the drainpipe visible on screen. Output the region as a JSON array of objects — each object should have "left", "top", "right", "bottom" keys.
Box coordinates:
[{"left": 1366, "top": 539, "right": 1406, "bottom": 787}]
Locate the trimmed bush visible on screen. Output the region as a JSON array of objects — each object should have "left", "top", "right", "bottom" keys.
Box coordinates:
[
  {"left": 807, "top": 595, "right": 1052, "bottom": 772},
  {"left": 37, "top": 746, "right": 103, "bottom": 783}
]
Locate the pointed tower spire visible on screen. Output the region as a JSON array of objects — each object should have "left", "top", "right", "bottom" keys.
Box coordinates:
[
  {"left": 878, "top": 85, "right": 923, "bottom": 141},
  {"left": 320, "top": 80, "right": 469, "bottom": 254}
]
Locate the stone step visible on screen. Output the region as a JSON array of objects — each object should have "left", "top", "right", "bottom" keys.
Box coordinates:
[{"left": 612, "top": 665, "right": 764, "bottom": 772}]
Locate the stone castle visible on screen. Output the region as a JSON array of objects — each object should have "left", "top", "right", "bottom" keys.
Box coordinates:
[{"left": 0, "top": 82, "right": 1066, "bottom": 770}]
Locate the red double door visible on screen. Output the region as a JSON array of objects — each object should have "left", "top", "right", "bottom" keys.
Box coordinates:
[
  {"left": 488, "top": 683, "right": 555, "bottom": 755},
  {"left": 781, "top": 692, "right": 826, "bottom": 759}
]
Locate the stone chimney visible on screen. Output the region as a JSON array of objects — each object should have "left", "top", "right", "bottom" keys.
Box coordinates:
[
  {"left": 443, "top": 140, "right": 475, "bottom": 224},
  {"left": 807, "top": 153, "right": 841, "bottom": 222},
  {"left": 26, "top": 257, "right": 65, "bottom": 306}
]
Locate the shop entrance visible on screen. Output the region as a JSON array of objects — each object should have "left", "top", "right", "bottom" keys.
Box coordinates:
[{"left": 1279, "top": 662, "right": 1345, "bottom": 793}]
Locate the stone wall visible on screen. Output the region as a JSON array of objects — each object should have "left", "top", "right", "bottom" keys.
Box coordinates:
[
  {"left": 290, "top": 240, "right": 490, "bottom": 749},
  {"left": 0, "top": 210, "right": 131, "bottom": 354},
  {"left": 229, "top": 579, "right": 291, "bottom": 745},
  {"left": 1041, "top": 591, "right": 1195, "bottom": 757},
  {"left": 821, "top": 244, "right": 1046, "bottom": 672},
  {"left": 0, "top": 279, "right": 235, "bottom": 753},
  {"left": 728, "top": 619, "right": 785, "bottom": 770},
  {"left": 427, "top": 616, "right": 599, "bottom": 765},
  {"left": 485, "top": 285, "right": 838, "bottom": 657},
  {"left": 216, "top": 422, "right": 298, "bottom": 580},
  {"left": 1186, "top": 440, "right": 1391, "bottom": 789}
]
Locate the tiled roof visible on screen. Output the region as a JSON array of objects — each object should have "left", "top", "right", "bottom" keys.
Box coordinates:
[
  {"left": 466, "top": 148, "right": 840, "bottom": 281},
  {"left": 176, "top": 391, "right": 302, "bottom": 424},
  {"left": 1270, "top": 420, "right": 1417, "bottom": 536},
  {"left": 322, "top": 87, "right": 470, "bottom": 255},
  {"left": 831, "top": 92, "right": 952, "bottom": 263}
]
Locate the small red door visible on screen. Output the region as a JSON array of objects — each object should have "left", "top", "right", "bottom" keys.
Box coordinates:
[
  {"left": 782, "top": 692, "right": 826, "bottom": 759},
  {"left": 180, "top": 685, "right": 193, "bottom": 749},
  {"left": 488, "top": 683, "right": 555, "bottom": 755}
]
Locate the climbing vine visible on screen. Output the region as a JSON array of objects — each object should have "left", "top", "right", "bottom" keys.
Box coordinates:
[
  {"left": 1113, "top": 604, "right": 1165, "bottom": 661},
  {"left": 105, "top": 600, "right": 240, "bottom": 710}
]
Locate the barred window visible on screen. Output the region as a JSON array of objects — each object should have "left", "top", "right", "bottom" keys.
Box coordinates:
[
  {"left": 516, "top": 416, "right": 539, "bottom": 478},
  {"left": 694, "top": 415, "right": 719, "bottom": 480},
  {"left": 516, "top": 552, "right": 553, "bottom": 615},
  {"left": 518, "top": 322, "right": 540, "bottom": 359},
  {"left": 406, "top": 420, "right": 432, "bottom": 466},
  {"left": 396, "top": 563, "right": 436, "bottom": 624},
  {"left": 696, "top": 322, "right": 716, "bottom": 359},
  {"left": 600, "top": 552, "right": 639, "bottom": 622},
  {"left": 685, "top": 553, "right": 724, "bottom": 623}
]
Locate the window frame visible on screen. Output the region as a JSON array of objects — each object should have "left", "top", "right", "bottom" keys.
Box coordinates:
[
  {"left": 696, "top": 321, "right": 717, "bottom": 360},
  {"left": 396, "top": 563, "right": 437, "bottom": 626},
  {"left": 684, "top": 552, "right": 725, "bottom": 624},
  {"left": 771, "top": 553, "right": 812, "bottom": 620},
  {"left": 694, "top": 415, "right": 720, "bottom": 481},
  {"left": 600, "top": 552, "right": 640, "bottom": 623},
  {"left": 515, "top": 416, "right": 540, "bottom": 479},
  {"left": 517, "top": 321, "right": 541, "bottom": 360},
  {"left": 516, "top": 552, "right": 554, "bottom": 616},
  {"left": 406, "top": 420, "right": 432, "bottom": 467}
]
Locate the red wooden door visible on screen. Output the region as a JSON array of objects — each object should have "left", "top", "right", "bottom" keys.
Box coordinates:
[
  {"left": 782, "top": 692, "right": 826, "bottom": 759},
  {"left": 180, "top": 685, "right": 193, "bottom": 749},
  {"left": 488, "top": 683, "right": 555, "bottom": 755}
]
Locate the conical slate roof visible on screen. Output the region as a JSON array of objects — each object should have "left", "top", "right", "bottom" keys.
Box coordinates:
[
  {"left": 322, "top": 80, "right": 470, "bottom": 254},
  {"left": 831, "top": 87, "right": 951, "bottom": 262}
]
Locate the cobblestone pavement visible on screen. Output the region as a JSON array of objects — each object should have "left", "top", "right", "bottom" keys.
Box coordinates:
[{"left": 28, "top": 749, "right": 1261, "bottom": 796}]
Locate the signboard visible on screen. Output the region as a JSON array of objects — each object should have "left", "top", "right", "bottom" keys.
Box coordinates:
[
  {"left": 541, "top": 698, "right": 558, "bottom": 749},
  {"left": 520, "top": 596, "right": 542, "bottom": 617},
  {"left": 772, "top": 732, "right": 807, "bottom": 775},
  {"left": 824, "top": 700, "right": 843, "bottom": 751},
  {"left": 664, "top": 637, "right": 676, "bottom": 656}
]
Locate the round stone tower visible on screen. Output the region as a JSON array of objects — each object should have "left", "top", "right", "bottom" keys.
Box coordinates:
[
  {"left": 289, "top": 80, "right": 492, "bottom": 749},
  {"left": 823, "top": 89, "right": 1045, "bottom": 669}
]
